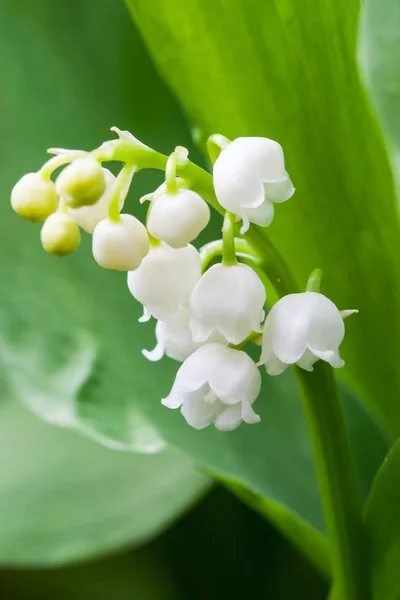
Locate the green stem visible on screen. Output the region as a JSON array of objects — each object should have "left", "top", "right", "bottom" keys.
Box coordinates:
[
  {"left": 306, "top": 268, "right": 323, "bottom": 292},
  {"left": 108, "top": 163, "right": 136, "bottom": 223},
  {"left": 39, "top": 150, "right": 87, "bottom": 179},
  {"left": 200, "top": 238, "right": 253, "bottom": 272},
  {"left": 206, "top": 133, "right": 231, "bottom": 165},
  {"left": 295, "top": 363, "right": 369, "bottom": 600},
  {"left": 165, "top": 152, "right": 178, "bottom": 194},
  {"left": 222, "top": 212, "right": 237, "bottom": 266}
]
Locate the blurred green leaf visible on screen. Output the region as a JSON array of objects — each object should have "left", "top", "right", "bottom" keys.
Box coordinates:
[
  {"left": 0, "top": 0, "right": 390, "bottom": 574},
  {"left": 0, "top": 396, "right": 208, "bottom": 566},
  {"left": 364, "top": 439, "right": 400, "bottom": 600},
  {"left": 126, "top": 0, "right": 400, "bottom": 438},
  {"left": 359, "top": 0, "right": 400, "bottom": 194}
]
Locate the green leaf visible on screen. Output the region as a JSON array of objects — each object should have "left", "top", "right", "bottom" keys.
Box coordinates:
[
  {"left": 0, "top": 0, "right": 389, "bottom": 575},
  {"left": 359, "top": 0, "right": 400, "bottom": 192},
  {"left": 0, "top": 395, "right": 208, "bottom": 566},
  {"left": 126, "top": 0, "right": 400, "bottom": 438},
  {"left": 364, "top": 439, "right": 400, "bottom": 599}
]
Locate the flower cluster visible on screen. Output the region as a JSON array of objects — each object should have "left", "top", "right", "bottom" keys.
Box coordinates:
[{"left": 11, "top": 129, "right": 356, "bottom": 432}]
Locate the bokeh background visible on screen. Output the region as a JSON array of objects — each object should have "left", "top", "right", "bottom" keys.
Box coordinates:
[{"left": 0, "top": 0, "right": 396, "bottom": 597}]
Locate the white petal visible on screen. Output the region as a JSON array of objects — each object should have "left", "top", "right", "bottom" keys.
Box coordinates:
[
  {"left": 242, "top": 200, "right": 275, "bottom": 228},
  {"left": 296, "top": 348, "right": 318, "bottom": 372},
  {"left": 340, "top": 309, "right": 358, "bottom": 319},
  {"left": 208, "top": 346, "right": 262, "bottom": 406},
  {"left": 139, "top": 306, "right": 152, "bottom": 323},
  {"left": 214, "top": 404, "right": 243, "bottom": 431},
  {"left": 264, "top": 353, "right": 288, "bottom": 376},
  {"left": 241, "top": 401, "right": 261, "bottom": 425},
  {"left": 142, "top": 340, "right": 165, "bottom": 362},
  {"left": 263, "top": 173, "right": 295, "bottom": 204},
  {"left": 189, "top": 263, "right": 266, "bottom": 345},
  {"left": 303, "top": 292, "right": 345, "bottom": 352},
  {"left": 265, "top": 294, "right": 310, "bottom": 363},
  {"left": 310, "top": 348, "right": 345, "bottom": 369},
  {"left": 161, "top": 390, "right": 183, "bottom": 409},
  {"left": 127, "top": 243, "right": 201, "bottom": 321},
  {"left": 180, "top": 388, "right": 224, "bottom": 430},
  {"left": 147, "top": 189, "right": 210, "bottom": 248}
]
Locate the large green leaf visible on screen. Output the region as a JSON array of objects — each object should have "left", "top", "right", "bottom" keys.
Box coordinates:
[
  {"left": 359, "top": 0, "right": 400, "bottom": 193},
  {"left": 364, "top": 439, "right": 400, "bottom": 599},
  {"left": 0, "top": 0, "right": 390, "bottom": 575},
  {"left": 126, "top": 0, "right": 400, "bottom": 438},
  {"left": 0, "top": 394, "right": 208, "bottom": 566}
]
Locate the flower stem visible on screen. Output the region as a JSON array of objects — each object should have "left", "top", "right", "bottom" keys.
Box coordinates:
[
  {"left": 165, "top": 152, "right": 178, "bottom": 194},
  {"left": 222, "top": 212, "right": 237, "bottom": 266},
  {"left": 108, "top": 164, "right": 136, "bottom": 223},
  {"left": 295, "top": 362, "right": 369, "bottom": 600}
]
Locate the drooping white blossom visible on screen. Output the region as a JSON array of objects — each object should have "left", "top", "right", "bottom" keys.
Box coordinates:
[
  {"left": 56, "top": 155, "right": 106, "bottom": 208},
  {"left": 68, "top": 169, "right": 118, "bottom": 233},
  {"left": 11, "top": 172, "right": 58, "bottom": 222},
  {"left": 162, "top": 343, "right": 261, "bottom": 431},
  {"left": 147, "top": 187, "right": 210, "bottom": 248},
  {"left": 127, "top": 242, "right": 201, "bottom": 322},
  {"left": 189, "top": 263, "right": 266, "bottom": 345},
  {"left": 40, "top": 212, "right": 81, "bottom": 256},
  {"left": 142, "top": 307, "right": 226, "bottom": 363},
  {"left": 259, "top": 291, "right": 357, "bottom": 374},
  {"left": 213, "top": 137, "right": 294, "bottom": 233},
  {"left": 92, "top": 214, "right": 149, "bottom": 271}
]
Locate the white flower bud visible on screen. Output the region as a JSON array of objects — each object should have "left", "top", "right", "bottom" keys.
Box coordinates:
[
  {"left": 162, "top": 343, "right": 261, "bottom": 431},
  {"left": 56, "top": 156, "right": 106, "bottom": 208},
  {"left": 127, "top": 242, "right": 201, "bottom": 322},
  {"left": 189, "top": 263, "right": 266, "bottom": 345},
  {"left": 40, "top": 212, "right": 81, "bottom": 256},
  {"left": 92, "top": 214, "right": 149, "bottom": 271},
  {"left": 147, "top": 188, "right": 210, "bottom": 248},
  {"left": 142, "top": 307, "right": 226, "bottom": 363},
  {"left": 11, "top": 173, "right": 58, "bottom": 222},
  {"left": 213, "top": 137, "right": 294, "bottom": 232},
  {"left": 68, "top": 169, "right": 118, "bottom": 233},
  {"left": 259, "top": 291, "right": 357, "bottom": 374}
]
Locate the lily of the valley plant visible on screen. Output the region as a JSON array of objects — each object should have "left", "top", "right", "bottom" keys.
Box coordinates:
[{"left": 11, "top": 128, "right": 367, "bottom": 598}]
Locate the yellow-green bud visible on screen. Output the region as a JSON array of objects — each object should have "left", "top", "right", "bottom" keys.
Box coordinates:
[
  {"left": 56, "top": 156, "right": 106, "bottom": 208},
  {"left": 40, "top": 212, "right": 81, "bottom": 256},
  {"left": 11, "top": 172, "right": 58, "bottom": 222}
]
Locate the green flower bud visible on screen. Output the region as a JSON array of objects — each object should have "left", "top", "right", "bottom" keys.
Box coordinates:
[
  {"left": 56, "top": 156, "right": 106, "bottom": 208},
  {"left": 40, "top": 212, "right": 81, "bottom": 256},
  {"left": 11, "top": 172, "right": 58, "bottom": 222}
]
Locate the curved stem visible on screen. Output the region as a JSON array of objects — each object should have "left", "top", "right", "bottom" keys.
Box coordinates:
[
  {"left": 222, "top": 212, "right": 237, "bottom": 266},
  {"left": 108, "top": 164, "right": 136, "bottom": 223},
  {"left": 39, "top": 150, "right": 87, "bottom": 180},
  {"left": 165, "top": 152, "right": 178, "bottom": 194},
  {"left": 200, "top": 238, "right": 252, "bottom": 272},
  {"left": 295, "top": 363, "right": 369, "bottom": 600}
]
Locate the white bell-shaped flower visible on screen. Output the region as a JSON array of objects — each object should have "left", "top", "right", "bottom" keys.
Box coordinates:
[
  {"left": 259, "top": 291, "right": 357, "bottom": 375},
  {"left": 92, "top": 214, "right": 149, "bottom": 271},
  {"left": 127, "top": 242, "right": 201, "bottom": 322},
  {"left": 142, "top": 307, "right": 226, "bottom": 363},
  {"left": 162, "top": 343, "right": 261, "bottom": 431},
  {"left": 68, "top": 169, "right": 119, "bottom": 233},
  {"left": 189, "top": 263, "right": 266, "bottom": 345},
  {"left": 213, "top": 137, "right": 294, "bottom": 233},
  {"left": 147, "top": 188, "right": 210, "bottom": 248}
]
